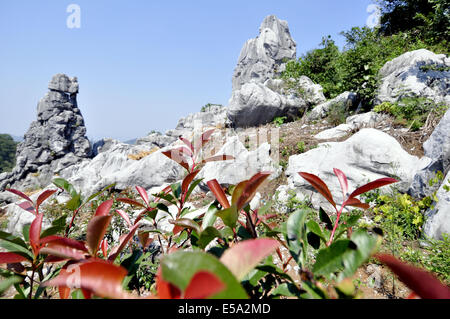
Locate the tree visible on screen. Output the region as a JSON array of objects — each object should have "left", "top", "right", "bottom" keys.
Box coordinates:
[{"left": 0, "top": 134, "right": 18, "bottom": 173}]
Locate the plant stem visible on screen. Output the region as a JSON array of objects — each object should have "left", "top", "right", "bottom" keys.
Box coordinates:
[
  {"left": 29, "top": 266, "right": 36, "bottom": 299},
  {"left": 327, "top": 206, "right": 345, "bottom": 246}
]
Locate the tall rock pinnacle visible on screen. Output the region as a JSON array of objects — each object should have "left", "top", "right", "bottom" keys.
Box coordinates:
[
  {"left": 0, "top": 74, "right": 91, "bottom": 191},
  {"left": 232, "top": 15, "right": 297, "bottom": 91}
]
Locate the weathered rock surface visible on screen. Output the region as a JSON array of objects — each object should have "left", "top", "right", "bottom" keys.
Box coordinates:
[
  {"left": 423, "top": 171, "right": 450, "bottom": 240},
  {"left": 58, "top": 141, "right": 184, "bottom": 197},
  {"left": 308, "top": 91, "right": 359, "bottom": 121},
  {"left": 282, "top": 128, "right": 425, "bottom": 211},
  {"left": 375, "top": 49, "right": 450, "bottom": 105},
  {"left": 198, "top": 135, "right": 281, "bottom": 186},
  {"left": 232, "top": 15, "right": 296, "bottom": 91},
  {"left": 314, "top": 111, "right": 384, "bottom": 140},
  {"left": 227, "top": 82, "right": 308, "bottom": 127},
  {"left": 0, "top": 74, "right": 91, "bottom": 192},
  {"left": 408, "top": 107, "right": 450, "bottom": 198}
]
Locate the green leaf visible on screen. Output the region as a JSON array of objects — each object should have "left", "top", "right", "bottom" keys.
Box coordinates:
[
  {"left": 339, "top": 229, "right": 380, "bottom": 280},
  {"left": 0, "top": 231, "right": 28, "bottom": 248},
  {"left": 306, "top": 220, "right": 326, "bottom": 242},
  {"left": 202, "top": 203, "right": 218, "bottom": 229},
  {"left": 215, "top": 205, "right": 239, "bottom": 229},
  {"left": 307, "top": 232, "right": 321, "bottom": 249},
  {"left": 160, "top": 250, "right": 248, "bottom": 299},
  {"left": 270, "top": 282, "right": 302, "bottom": 298},
  {"left": 184, "top": 178, "right": 204, "bottom": 203},
  {"left": 285, "top": 209, "right": 309, "bottom": 267},
  {"left": 313, "top": 239, "right": 351, "bottom": 277},
  {"left": 197, "top": 227, "right": 222, "bottom": 249},
  {"left": 171, "top": 183, "right": 181, "bottom": 199},
  {"left": 66, "top": 194, "right": 82, "bottom": 211},
  {"left": 0, "top": 276, "right": 23, "bottom": 295},
  {"left": 0, "top": 240, "right": 33, "bottom": 260},
  {"left": 84, "top": 183, "right": 115, "bottom": 204},
  {"left": 22, "top": 225, "right": 30, "bottom": 243}
]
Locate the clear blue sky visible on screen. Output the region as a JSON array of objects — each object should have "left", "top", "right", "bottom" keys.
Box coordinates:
[{"left": 0, "top": 0, "right": 375, "bottom": 141}]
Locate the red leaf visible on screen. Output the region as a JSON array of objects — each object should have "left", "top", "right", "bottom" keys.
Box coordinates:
[
  {"left": 298, "top": 172, "right": 336, "bottom": 209},
  {"left": 375, "top": 254, "right": 450, "bottom": 299},
  {"left": 231, "top": 180, "right": 248, "bottom": 206},
  {"left": 201, "top": 155, "right": 235, "bottom": 164},
  {"left": 348, "top": 177, "right": 398, "bottom": 200},
  {"left": 184, "top": 271, "right": 225, "bottom": 299},
  {"left": 179, "top": 136, "right": 194, "bottom": 154},
  {"left": 101, "top": 239, "right": 108, "bottom": 258},
  {"left": 86, "top": 215, "right": 112, "bottom": 256},
  {"left": 343, "top": 198, "right": 370, "bottom": 210},
  {"left": 333, "top": 168, "right": 348, "bottom": 199},
  {"left": 0, "top": 252, "right": 29, "bottom": 264},
  {"left": 59, "top": 286, "right": 71, "bottom": 299},
  {"left": 117, "top": 197, "right": 146, "bottom": 209},
  {"left": 108, "top": 223, "right": 140, "bottom": 261},
  {"left": 193, "top": 129, "right": 215, "bottom": 153},
  {"left": 36, "top": 189, "right": 57, "bottom": 212},
  {"left": 43, "top": 259, "right": 132, "bottom": 299},
  {"left": 81, "top": 288, "right": 93, "bottom": 299},
  {"left": 135, "top": 186, "right": 149, "bottom": 206},
  {"left": 206, "top": 179, "right": 230, "bottom": 209},
  {"left": 181, "top": 170, "right": 200, "bottom": 195},
  {"left": 39, "top": 236, "right": 88, "bottom": 252},
  {"left": 30, "top": 213, "right": 43, "bottom": 256},
  {"left": 137, "top": 231, "right": 153, "bottom": 249},
  {"left": 236, "top": 172, "right": 271, "bottom": 211},
  {"left": 40, "top": 243, "right": 87, "bottom": 260},
  {"left": 17, "top": 201, "right": 36, "bottom": 215},
  {"left": 6, "top": 188, "right": 33, "bottom": 204},
  {"left": 156, "top": 267, "right": 181, "bottom": 299},
  {"left": 94, "top": 199, "right": 114, "bottom": 217},
  {"left": 162, "top": 150, "right": 190, "bottom": 171},
  {"left": 115, "top": 209, "right": 132, "bottom": 229},
  {"left": 220, "top": 238, "right": 280, "bottom": 280}
]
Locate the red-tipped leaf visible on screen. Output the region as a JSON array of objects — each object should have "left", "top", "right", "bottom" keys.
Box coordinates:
[
  {"left": 6, "top": 188, "right": 33, "bottom": 204},
  {"left": 162, "top": 150, "right": 190, "bottom": 171},
  {"left": 116, "top": 197, "right": 146, "bottom": 209},
  {"left": 206, "top": 179, "right": 230, "bottom": 209},
  {"left": 36, "top": 189, "right": 57, "bottom": 211},
  {"left": 179, "top": 136, "right": 194, "bottom": 154},
  {"left": 135, "top": 186, "right": 149, "bottom": 206},
  {"left": 236, "top": 172, "right": 271, "bottom": 211},
  {"left": 298, "top": 172, "right": 336, "bottom": 209},
  {"left": 156, "top": 267, "right": 181, "bottom": 299},
  {"left": 108, "top": 223, "right": 140, "bottom": 261},
  {"left": 17, "top": 201, "right": 36, "bottom": 215},
  {"left": 348, "top": 177, "right": 398, "bottom": 200},
  {"left": 0, "top": 252, "right": 29, "bottom": 264},
  {"left": 333, "top": 168, "right": 349, "bottom": 199},
  {"left": 343, "top": 198, "right": 370, "bottom": 210},
  {"left": 86, "top": 215, "right": 112, "bottom": 256},
  {"left": 181, "top": 170, "right": 200, "bottom": 195},
  {"left": 193, "top": 129, "right": 215, "bottom": 153},
  {"left": 115, "top": 210, "right": 132, "bottom": 229},
  {"left": 29, "top": 213, "right": 43, "bottom": 256},
  {"left": 43, "top": 259, "right": 132, "bottom": 299},
  {"left": 94, "top": 199, "right": 114, "bottom": 217},
  {"left": 184, "top": 271, "right": 225, "bottom": 299},
  {"left": 220, "top": 238, "right": 279, "bottom": 280},
  {"left": 375, "top": 254, "right": 450, "bottom": 299}
]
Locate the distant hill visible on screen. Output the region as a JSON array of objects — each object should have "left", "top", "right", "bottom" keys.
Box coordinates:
[{"left": 124, "top": 138, "right": 137, "bottom": 145}]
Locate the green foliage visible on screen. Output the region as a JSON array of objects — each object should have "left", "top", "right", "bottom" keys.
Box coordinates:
[
  {"left": 373, "top": 98, "right": 448, "bottom": 131},
  {"left": 327, "top": 101, "right": 350, "bottom": 126},
  {"left": 273, "top": 116, "right": 287, "bottom": 127},
  {"left": 0, "top": 134, "right": 17, "bottom": 173},
  {"left": 296, "top": 141, "right": 306, "bottom": 153},
  {"left": 378, "top": 0, "right": 450, "bottom": 46}
]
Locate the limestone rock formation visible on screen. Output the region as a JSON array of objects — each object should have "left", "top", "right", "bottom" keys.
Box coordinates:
[
  {"left": 281, "top": 128, "right": 426, "bottom": 211},
  {"left": 308, "top": 92, "right": 360, "bottom": 121},
  {"left": 232, "top": 15, "right": 296, "bottom": 91},
  {"left": 408, "top": 107, "right": 450, "bottom": 198},
  {"left": 227, "top": 15, "right": 325, "bottom": 128},
  {"left": 375, "top": 49, "right": 450, "bottom": 105},
  {"left": 0, "top": 74, "right": 91, "bottom": 191}
]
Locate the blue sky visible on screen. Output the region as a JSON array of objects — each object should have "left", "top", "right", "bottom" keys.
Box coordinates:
[{"left": 0, "top": 0, "right": 375, "bottom": 141}]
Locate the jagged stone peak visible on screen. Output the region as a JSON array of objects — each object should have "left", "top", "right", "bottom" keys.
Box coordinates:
[
  {"left": 48, "top": 73, "right": 79, "bottom": 94},
  {"left": 232, "top": 15, "right": 297, "bottom": 91}
]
